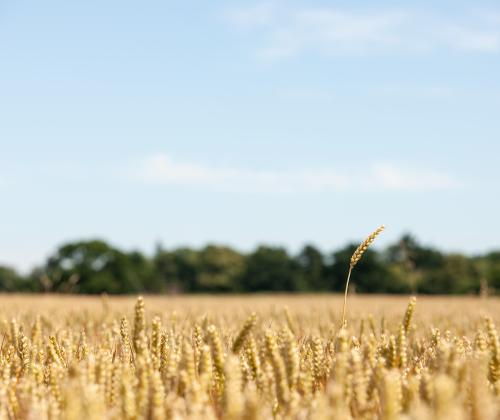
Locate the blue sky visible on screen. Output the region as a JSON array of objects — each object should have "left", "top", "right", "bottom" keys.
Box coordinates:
[{"left": 1, "top": 0, "right": 500, "bottom": 271}]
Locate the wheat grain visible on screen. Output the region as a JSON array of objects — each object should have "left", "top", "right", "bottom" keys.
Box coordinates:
[
  {"left": 0, "top": 294, "right": 498, "bottom": 419},
  {"left": 341, "top": 225, "right": 385, "bottom": 327}
]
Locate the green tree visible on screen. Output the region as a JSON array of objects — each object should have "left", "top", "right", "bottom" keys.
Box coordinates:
[
  {"left": 476, "top": 252, "right": 500, "bottom": 293},
  {"left": 241, "top": 246, "right": 299, "bottom": 292},
  {"left": 296, "top": 245, "right": 327, "bottom": 291},
  {"left": 155, "top": 245, "right": 245, "bottom": 292},
  {"left": 43, "top": 240, "right": 161, "bottom": 294},
  {"left": 386, "top": 235, "right": 449, "bottom": 293},
  {"left": 418, "top": 254, "right": 479, "bottom": 294},
  {"left": 328, "top": 244, "right": 409, "bottom": 293},
  {"left": 0, "top": 265, "right": 22, "bottom": 291},
  {"left": 3, "top": 234, "right": 500, "bottom": 295},
  {"left": 197, "top": 245, "right": 245, "bottom": 292},
  {"left": 154, "top": 248, "right": 200, "bottom": 292}
]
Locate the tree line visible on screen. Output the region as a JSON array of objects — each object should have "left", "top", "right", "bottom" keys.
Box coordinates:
[{"left": 1, "top": 235, "right": 499, "bottom": 294}]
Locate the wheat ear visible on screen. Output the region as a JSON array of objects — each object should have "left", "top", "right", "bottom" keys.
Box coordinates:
[{"left": 341, "top": 225, "right": 385, "bottom": 328}]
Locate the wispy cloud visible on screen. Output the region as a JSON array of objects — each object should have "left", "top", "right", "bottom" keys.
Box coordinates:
[
  {"left": 224, "top": 3, "right": 500, "bottom": 59},
  {"left": 444, "top": 25, "right": 500, "bottom": 52},
  {"left": 134, "top": 153, "right": 457, "bottom": 194}
]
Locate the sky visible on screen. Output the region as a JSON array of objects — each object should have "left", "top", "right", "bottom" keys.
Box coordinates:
[{"left": 1, "top": 0, "right": 500, "bottom": 272}]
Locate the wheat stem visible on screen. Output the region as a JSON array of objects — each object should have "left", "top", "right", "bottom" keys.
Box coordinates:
[
  {"left": 341, "top": 225, "right": 385, "bottom": 328},
  {"left": 341, "top": 267, "right": 353, "bottom": 328}
]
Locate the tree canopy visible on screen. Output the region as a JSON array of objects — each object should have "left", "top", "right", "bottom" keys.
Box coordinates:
[{"left": 2, "top": 234, "right": 499, "bottom": 295}]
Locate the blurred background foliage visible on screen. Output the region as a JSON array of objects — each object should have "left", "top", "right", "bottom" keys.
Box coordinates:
[{"left": 1, "top": 234, "right": 499, "bottom": 294}]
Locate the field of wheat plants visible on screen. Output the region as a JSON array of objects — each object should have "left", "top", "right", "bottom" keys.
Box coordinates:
[{"left": 0, "top": 293, "right": 499, "bottom": 419}]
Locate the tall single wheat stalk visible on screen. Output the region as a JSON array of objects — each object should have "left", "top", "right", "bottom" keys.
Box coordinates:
[{"left": 341, "top": 225, "right": 385, "bottom": 328}]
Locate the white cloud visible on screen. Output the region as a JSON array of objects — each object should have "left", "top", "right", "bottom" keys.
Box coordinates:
[
  {"left": 444, "top": 25, "right": 500, "bottom": 52},
  {"left": 135, "top": 154, "right": 458, "bottom": 194},
  {"left": 369, "top": 164, "right": 457, "bottom": 191},
  {"left": 224, "top": 4, "right": 500, "bottom": 59}
]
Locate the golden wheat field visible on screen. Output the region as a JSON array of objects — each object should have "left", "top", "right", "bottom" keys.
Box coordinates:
[{"left": 0, "top": 294, "right": 499, "bottom": 419}]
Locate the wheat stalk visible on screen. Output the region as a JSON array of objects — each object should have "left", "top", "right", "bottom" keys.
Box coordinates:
[
  {"left": 0, "top": 293, "right": 499, "bottom": 418},
  {"left": 341, "top": 225, "right": 385, "bottom": 328}
]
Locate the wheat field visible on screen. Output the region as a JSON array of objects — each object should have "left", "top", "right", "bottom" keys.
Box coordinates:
[{"left": 0, "top": 294, "right": 499, "bottom": 419}]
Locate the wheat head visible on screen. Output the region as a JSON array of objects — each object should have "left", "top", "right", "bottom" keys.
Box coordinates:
[
  {"left": 350, "top": 225, "right": 386, "bottom": 269},
  {"left": 341, "top": 225, "right": 385, "bottom": 328}
]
